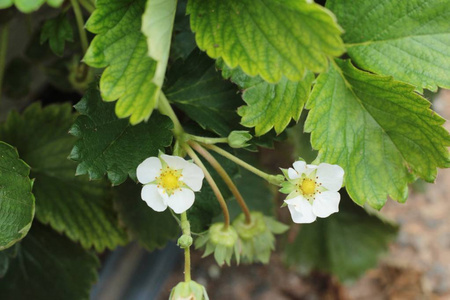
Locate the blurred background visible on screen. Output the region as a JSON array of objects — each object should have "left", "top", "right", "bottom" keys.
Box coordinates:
[{"left": 1, "top": 4, "right": 449, "bottom": 300}]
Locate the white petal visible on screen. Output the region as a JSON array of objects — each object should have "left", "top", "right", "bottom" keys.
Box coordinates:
[
  {"left": 287, "top": 201, "right": 316, "bottom": 224},
  {"left": 293, "top": 161, "right": 306, "bottom": 175},
  {"left": 288, "top": 168, "right": 301, "bottom": 180},
  {"left": 141, "top": 184, "right": 167, "bottom": 212},
  {"left": 284, "top": 195, "right": 303, "bottom": 206},
  {"left": 137, "top": 157, "right": 162, "bottom": 184},
  {"left": 160, "top": 154, "right": 188, "bottom": 170},
  {"left": 305, "top": 164, "right": 318, "bottom": 176},
  {"left": 167, "top": 188, "right": 195, "bottom": 214},
  {"left": 316, "top": 163, "right": 344, "bottom": 192},
  {"left": 285, "top": 196, "right": 316, "bottom": 224},
  {"left": 312, "top": 191, "right": 340, "bottom": 218},
  {"left": 182, "top": 162, "right": 204, "bottom": 191}
]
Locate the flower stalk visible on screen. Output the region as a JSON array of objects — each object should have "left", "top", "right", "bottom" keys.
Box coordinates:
[
  {"left": 189, "top": 141, "right": 252, "bottom": 224},
  {"left": 180, "top": 212, "right": 191, "bottom": 282},
  {"left": 203, "top": 144, "right": 284, "bottom": 186},
  {"left": 158, "top": 92, "right": 184, "bottom": 137},
  {"left": 70, "top": 0, "right": 89, "bottom": 53},
  {"left": 183, "top": 144, "right": 230, "bottom": 229}
]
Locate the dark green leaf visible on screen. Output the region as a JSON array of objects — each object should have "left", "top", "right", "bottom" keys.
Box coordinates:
[
  {"left": 0, "top": 142, "right": 34, "bottom": 250},
  {"left": 113, "top": 180, "right": 179, "bottom": 251},
  {"left": 69, "top": 84, "right": 174, "bottom": 185},
  {"left": 40, "top": 14, "right": 74, "bottom": 56},
  {"left": 0, "top": 103, "right": 127, "bottom": 251},
  {"left": 165, "top": 50, "right": 242, "bottom": 136},
  {"left": 0, "top": 223, "right": 99, "bottom": 300}
]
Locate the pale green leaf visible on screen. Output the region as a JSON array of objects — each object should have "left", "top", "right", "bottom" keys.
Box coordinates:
[
  {"left": 305, "top": 59, "right": 450, "bottom": 209},
  {"left": 0, "top": 0, "right": 63, "bottom": 12},
  {"left": 187, "top": 0, "right": 344, "bottom": 83},
  {"left": 69, "top": 84, "right": 173, "bottom": 185},
  {"left": 285, "top": 195, "right": 398, "bottom": 281},
  {"left": 218, "top": 60, "right": 314, "bottom": 136},
  {"left": 0, "top": 103, "right": 128, "bottom": 251},
  {"left": 0, "top": 142, "right": 34, "bottom": 250},
  {"left": 142, "top": 0, "right": 177, "bottom": 90},
  {"left": 113, "top": 180, "right": 179, "bottom": 251},
  {"left": 84, "top": 0, "right": 158, "bottom": 124},
  {"left": 0, "top": 223, "right": 99, "bottom": 300},
  {"left": 327, "top": 0, "right": 450, "bottom": 91}
]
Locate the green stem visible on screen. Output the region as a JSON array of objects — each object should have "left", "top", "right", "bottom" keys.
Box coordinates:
[
  {"left": 186, "top": 134, "right": 228, "bottom": 145},
  {"left": 204, "top": 144, "right": 284, "bottom": 186},
  {"left": 189, "top": 141, "right": 252, "bottom": 224},
  {"left": 71, "top": 0, "right": 89, "bottom": 53},
  {"left": 158, "top": 92, "right": 184, "bottom": 137},
  {"left": 0, "top": 24, "right": 9, "bottom": 105},
  {"left": 78, "top": 0, "right": 95, "bottom": 13},
  {"left": 180, "top": 212, "right": 191, "bottom": 282},
  {"left": 183, "top": 144, "right": 230, "bottom": 229}
]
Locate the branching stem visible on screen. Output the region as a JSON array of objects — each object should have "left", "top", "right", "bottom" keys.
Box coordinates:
[
  {"left": 189, "top": 141, "right": 252, "bottom": 224},
  {"left": 203, "top": 144, "right": 284, "bottom": 186},
  {"left": 186, "top": 134, "right": 228, "bottom": 145}
]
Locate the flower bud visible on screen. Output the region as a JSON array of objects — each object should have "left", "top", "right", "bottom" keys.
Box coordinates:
[
  {"left": 169, "top": 280, "right": 209, "bottom": 300},
  {"left": 177, "top": 234, "right": 193, "bottom": 248},
  {"left": 195, "top": 222, "right": 239, "bottom": 266},
  {"left": 227, "top": 131, "right": 252, "bottom": 148},
  {"left": 233, "top": 212, "right": 289, "bottom": 264}
]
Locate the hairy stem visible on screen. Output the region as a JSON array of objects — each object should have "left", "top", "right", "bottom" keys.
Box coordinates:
[
  {"left": 204, "top": 144, "right": 284, "bottom": 186},
  {"left": 158, "top": 92, "right": 184, "bottom": 137},
  {"left": 190, "top": 141, "right": 252, "bottom": 224},
  {"left": 71, "top": 0, "right": 89, "bottom": 53},
  {"left": 180, "top": 212, "right": 191, "bottom": 282},
  {"left": 0, "top": 24, "right": 9, "bottom": 106},
  {"left": 183, "top": 144, "right": 230, "bottom": 228}
]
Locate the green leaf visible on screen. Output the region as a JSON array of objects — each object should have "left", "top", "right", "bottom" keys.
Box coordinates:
[
  {"left": 141, "top": 0, "right": 177, "bottom": 90},
  {"left": 0, "top": 103, "right": 128, "bottom": 251},
  {"left": 305, "top": 59, "right": 450, "bottom": 209},
  {"left": 327, "top": 0, "right": 450, "bottom": 91},
  {"left": 113, "top": 180, "right": 179, "bottom": 251},
  {"left": 40, "top": 14, "right": 74, "bottom": 57},
  {"left": 284, "top": 195, "right": 398, "bottom": 281},
  {"left": 84, "top": 0, "right": 158, "bottom": 124},
  {"left": 0, "top": 142, "right": 34, "bottom": 250},
  {"left": 218, "top": 60, "right": 314, "bottom": 136},
  {"left": 69, "top": 84, "right": 173, "bottom": 185},
  {"left": 0, "top": 0, "right": 63, "bottom": 13},
  {"left": 0, "top": 223, "right": 99, "bottom": 300},
  {"left": 165, "top": 51, "right": 242, "bottom": 136},
  {"left": 187, "top": 0, "right": 344, "bottom": 83}
]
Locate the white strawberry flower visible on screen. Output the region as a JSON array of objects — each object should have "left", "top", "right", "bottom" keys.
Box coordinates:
[
  {"left": 281, "top": 161, "right": 344, "bottom": 224},
  {"left": 137, "top": 154, "right": 204, "bottom": 214}
]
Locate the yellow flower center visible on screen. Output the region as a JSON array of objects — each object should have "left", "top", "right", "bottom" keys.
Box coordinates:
[
  {"left": 300, "top": 178, "right": 316, "bottom": 195},
  {"left": 158, "top": 168, "right": 182, "bottom": 193}
]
